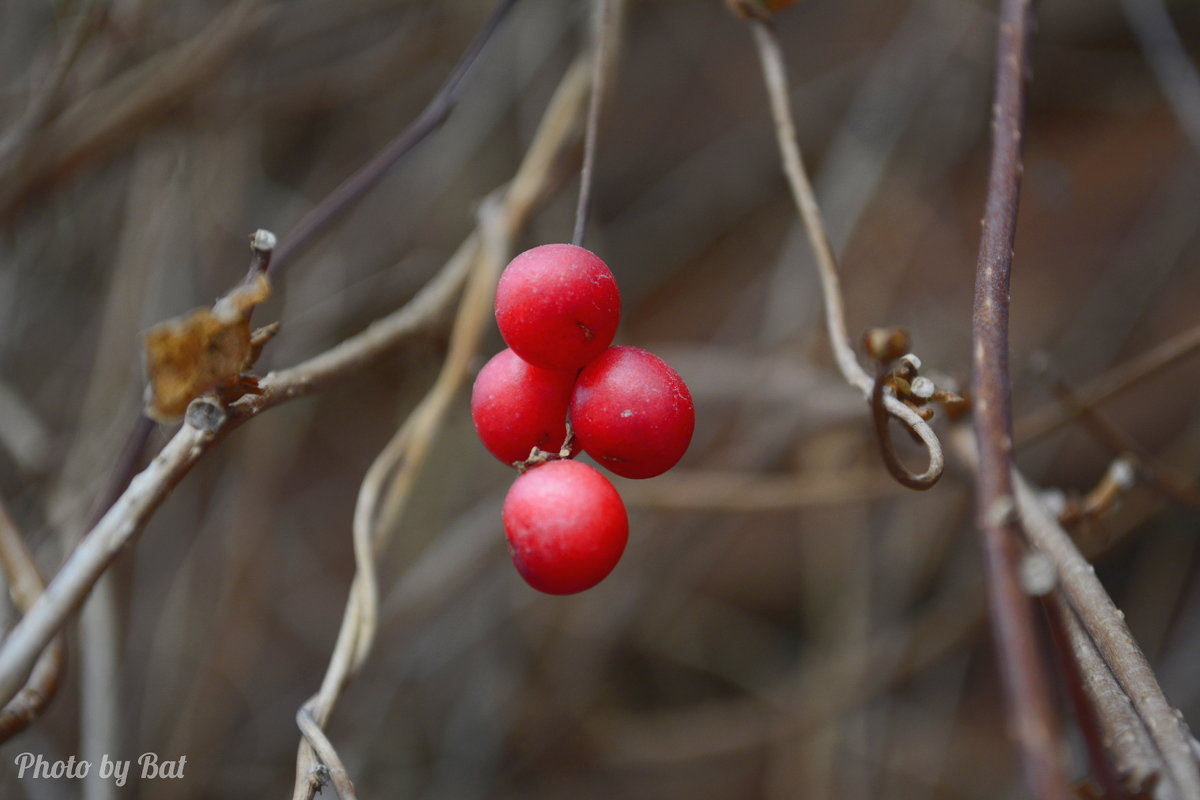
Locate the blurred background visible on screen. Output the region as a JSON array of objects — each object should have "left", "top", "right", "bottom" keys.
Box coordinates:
[{"left": 0, "top": 0, "right": 1198, "bottom": 797}]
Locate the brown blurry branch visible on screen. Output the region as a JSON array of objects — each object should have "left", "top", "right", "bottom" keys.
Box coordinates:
[
  {"left": 622, "top": 467, "right": 903, "bottom": 511},
  {"left": 1016, "top": 323, "right": 1200, "bottom": 443},
  {"left": 0, "top": 0, "right": 106, "bottom": 168},
  {"left": 742, "top": 13, "right": 945, "bottom": 490},
  {"left": 1120, "top": 0, "right": 1200, "bottom": 155},
  {"left": 268, "top": 0, "right": 520, "bottom": 276},
  {"left": 0, "top": 48, "right": 584, "bottom": 735},
  {"left": 596, "top": 571, "right": 985, "bottom": 763},
  {"left": 289, "top": 56, "right": 591, "bottom": 800},
  {"left": 1036, "top": 357, "right": 1200, "bottom": 516},
  {"left": 0, "top": 1, "right": 276, "bottom": 223},
  {"left": 968, "top": 2, "right": 1068, "bottom": 797},
  {"left": 0, "top": 501, "right": 65, "bottom": 743}
]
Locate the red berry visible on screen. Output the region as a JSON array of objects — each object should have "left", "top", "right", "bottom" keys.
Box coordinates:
[
  {"left": 471, "top": 348, "right": 576, "bottom": 465},
  {"left": 570, "top": 345, "right": 695, "bottom": 479},
  {"left": 503, "top": 460, "right": 629, "bottom": 594},
  {"left": 494, "top": 244, "right": 620, "bottom": 371}
]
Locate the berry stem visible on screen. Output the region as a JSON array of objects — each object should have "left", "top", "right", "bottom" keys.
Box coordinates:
[
  {"left": 513, "top": 421, "right": 577, "bottom": 474},
  {"left": 557, "top": 421, "right": 575, "bottom": 459},
  {"left": 572, "top": 0, "right": 621, "bottom": 247}
]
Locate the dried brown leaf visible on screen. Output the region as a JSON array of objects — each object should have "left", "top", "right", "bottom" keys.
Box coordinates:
[{"left": 142, "top": 275, "right": 271, "bottom": 422}]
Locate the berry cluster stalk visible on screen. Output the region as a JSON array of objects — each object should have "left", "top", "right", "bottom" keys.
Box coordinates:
[{"left": 573, "top": 0, "right": 621, "bottom": 247}]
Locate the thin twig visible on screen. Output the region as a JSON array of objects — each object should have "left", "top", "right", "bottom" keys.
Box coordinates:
[
  {"left": 0, "top": 424, "right": 212, "bottom": 708},
  {"left": 1016, "top": 323, "right": 1200, "bottom": 443},
  {"left": 1041, "top": 592, "right": 1132, "bottom": 799},
  {"left": 1038, "top": 360, "right": 1200, "bottom": 515},
  {"left": 1011, "top": 466, "right": 1200, "bottom": 800},
  {"left": 744, "top": 16, "right": 944, "bottom": 489},
  {"left": 0, "top": 0, "right": 106, "bottom": 165},
  {"left": 296, "top": 707, "right": 357, "bottom": 800},
  {"left": 1119, "top": 0, "right": 1200, "bottom": 155},
  {"left": 268, "top": 0, "right": 520, "bottom": 276},
  {"left": 22, "top": 0, "right": 507, "bottom": 612},
  {"left": 572, "top": 0, "right": 619, "bottom": 247},
  {"left": 950, "top": 422, "right": 1200, "bottom": 799},
  {"left": 747, "top": 21, "right": 867, "bottom": 393},
  {"left": 0, "top": 205, "right": 498, "bottom": 713},
  {"left": 10, "top": 0, "right": 524, "bottom": 683},
  {"left": 1057, "top": 456, "right": 1138, "bottom": 527},
  {"left": 80, "top": 573, "right": 119, "bottom": 800},
  {"left": 870, "top": 367, "right": 939, "bottom": 490},
  {"left": 289, "top": 234, "right": 495, "bottom": 800},
  {"left": 968, "top": 1, "right": 1068, "bottom": 797},
  {"left": 86, "top": 418, "right": 155, "bottom": 530},
  {"left": 0, "top": 0, "right": 520, "bottom": 749},
  {"left": 0, "top": 501, "right": 65, "bottom": 743},
  {"left": 245, "top": 229, "right": 277, "bottom": 284},
  {"left": 288, "top": 58, "right": 593, "bottom": 799},
  {"left": 1051, "top": 593, "right": 1168, "bottom": 797},
  {"left": 0, "top": 1, "right": 276, "bottom": 223}
]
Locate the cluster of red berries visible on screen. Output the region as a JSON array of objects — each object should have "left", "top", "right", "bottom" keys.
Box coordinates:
[{"left": 471, "top": 244, "right": 694, "bottom": 595}]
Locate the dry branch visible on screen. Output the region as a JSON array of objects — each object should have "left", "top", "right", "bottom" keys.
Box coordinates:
[
  {"left": 967, "top": 2, "right": 1069, "bottom": 796},
  {"left": 1017, "top": 323, "right": 1200, "bottom": 443},
  {"left": 0, "top": 501, "right": 65, "bottom": 743},
  {"left": 1013, "top": 468, "right": 1200, "bottom": 800},
  {"left": 290, "top": 57, "right": 593, "bottom": 799},
  {"left": 744, "top": 15, "right": 945, "bottom": 489},
  {"left": 268, "top": 0, "right": 520, "bottom": 276},
  {"left": 0, "top": 1, "right": 276, "bottom": 222},
  {"left": 0, "top": 425, "right": 211, "bottom": 708},
  {"left": 1120, "top": 0, "right": 1200, "bottom": 155},
  {"left": 2, "top": 4, "right": 1194, "bottom": 798},
  {"left": 0, "top": 211, "right": 504, "bottom": 717},
  {"left": 949, "top": 419, "right": 1200, "bottom": 799},
  {"left": 0, "top": 50, "right": 588, "bottom": 795},
  {"left": 1047, "top": 592, "right": 1161, "bottom": 797}
]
